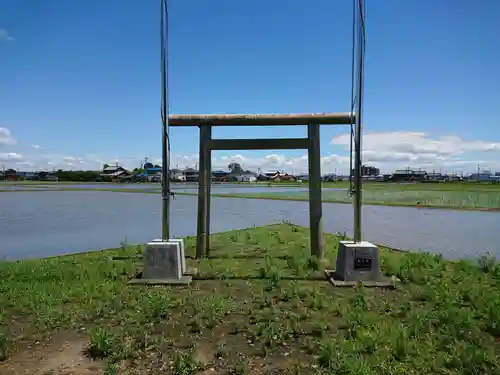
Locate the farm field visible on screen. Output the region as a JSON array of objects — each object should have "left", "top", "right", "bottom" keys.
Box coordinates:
[{"left": 204, "top": 182, "right": 500, "bottom": 210}]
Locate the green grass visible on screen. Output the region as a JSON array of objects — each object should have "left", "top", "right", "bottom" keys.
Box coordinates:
[
  {"left": 221, "top": 188, "right": 500, "bottom": 210},
  {"left": 1, "top": 224, "right": 500, "bottom": 374},
  {"left": 189, "top": 181, "right": 500, "bottom": 210},
  {"left": 323, "top": 181, "right": 500, "bottom": 192}
]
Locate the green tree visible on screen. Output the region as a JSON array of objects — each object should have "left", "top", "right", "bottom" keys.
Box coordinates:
[
  {"left": 55, "top": 170, "right": 100, "bottom": 182},
  {"left": 228, "top": 162, "right": 243, "bottom": 175}
]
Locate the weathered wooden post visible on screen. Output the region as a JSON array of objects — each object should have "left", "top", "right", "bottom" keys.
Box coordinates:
[
  {"left": 307, "top": 123, "right": 324, "bottom": 259},
  {"left": 196, "top": 125, "right": 211, "bottom": 259},
  {"left": 205, "top": 127, "right": 212, "bottom": 256}
]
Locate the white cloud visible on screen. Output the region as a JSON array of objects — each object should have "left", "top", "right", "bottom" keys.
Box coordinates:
[
  {"left": 31, "top": 144, "right": 42, "bottom": 150},
  {"left": 0, "top": 29, "right": 14, "bottom": 42},
  {"left": 59, "top": 156, "right": 87, "bottom": 167},
  {"left": 0, "top": 152, "right": 23, "bottom": 162},
  {"left": 331, "top": 131, "right": 500, "bottom": 173},
  {"left": 0, "top": 127, "right": 17, "bottom": 146},
  {"left": 215, "top": 153, "right": 349, "bottom": 173},
  {"left": 9, "top": 149, "right": 500, "bottom": 175},
  {"left": 156, "top": 152, "right": 351, "bottom": 175},
  {"left": 7, "top": 152, "right": 349, "bottom": 174},
  {"left": 5, "top": 130, "right": 500, "bottom": 175}
]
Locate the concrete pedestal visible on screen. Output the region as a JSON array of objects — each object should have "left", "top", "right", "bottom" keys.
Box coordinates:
[
  {"left": 152, "top": 238, "right": 186, "bottom": 273},
  {"left": 129, "top": 239, "right": 192, "bottom": 285},
  {"left": 325, "top": 241, "right": 396, "bottom": 288}
]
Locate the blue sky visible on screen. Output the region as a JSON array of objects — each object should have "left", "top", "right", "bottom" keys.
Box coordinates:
[{"left": 1, "top": 0, "right": 499, "bottom": 174}]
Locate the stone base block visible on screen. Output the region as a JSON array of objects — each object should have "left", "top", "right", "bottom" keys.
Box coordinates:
[
  {"left": 152, "top": 238, "right": 186, "bottom": 273},
  {"left": 334, "top": 241, "right": 383, "bottom": 282},
  {"left": 142, "top": 240, "right": 183, "bottom": 280},
  {"left": 129, "top": 275, "right": 192, "bottom": 285},
  {"left": 129, "top": 239, "right": 193, "bottom": 286},
  {"left": 324, "top": 270, "right": 396, "bottom": 288}
]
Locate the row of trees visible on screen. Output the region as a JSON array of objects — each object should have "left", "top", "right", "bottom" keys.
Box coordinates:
[
  {"left": 2, "top": 169, "right": 101, "bottom": 182},
  {"left": 55, "top": 170, "right": 101, "bottom": 181}
]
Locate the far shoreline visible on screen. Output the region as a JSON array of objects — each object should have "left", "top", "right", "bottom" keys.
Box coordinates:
[{"left": 2, "top": 187, "right": 500, "bottom": 213}]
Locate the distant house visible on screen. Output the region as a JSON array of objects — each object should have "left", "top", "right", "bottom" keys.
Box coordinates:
[
  {"left": 145, "top": 166, "right": 162, "bottom": 183},
  {"left": 170, "top": 169, "right": 186, "bottom": 182},
  {"left": 256, "top": 171, "right": 294, "bottom": 182},
  {"left": 323, "top": 174, "right": 338, "bottom": 182},
  {"left": 184, "top": 168, "right": 199, "bottom": 182},
  {"left": 469, "top": 173, "right": 492, "bottom": 182},
  {"left": 297, "top": 173, "right": 309, "bottom": 182},
  {"left": 426, "top": 172, "right": 444, "bottom": 182},
  {"left": 234, "top": 172, "right": 257, "bottom": 183},
  {"left": 22, "top": 172, "right": 39, "bottom": 181},
  {"left": 257, "top": 171, "right": 278, "bottom": 181},
  {"left": 389, "top": 169, "right": 427, "bottom": 182},
  {"left": 352, "top": 165, "right": 380, "bottom": 176},
  {"left": 38, "top": 171, "right": 58, "bottom": 181},
  {"left": 3, "top": 169, "right": 18, "bottom": 181},
  {"left": 212, "top": 170, "right": 229, "bottom": 182},
  {"left": 100, "top": 166, "right": 130, "bottom": 182},
  {"left": 274, "top": 172, "right": 295, "bottom": 181}
]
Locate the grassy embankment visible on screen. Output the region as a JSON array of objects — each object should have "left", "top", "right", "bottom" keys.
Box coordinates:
[
  {"left": 2, "top": 181, "right": 500, "bottom": 211},
  {"left": 1, "top": 223, "right": 500, "bottom": 374}
]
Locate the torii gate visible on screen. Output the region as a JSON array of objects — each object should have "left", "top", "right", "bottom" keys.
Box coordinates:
[
  {"left": 168, "top": 113, "right": 354, "bottom": 259},
  {"left": 159, "top": 0, "right": 367, "bottom": 263}
]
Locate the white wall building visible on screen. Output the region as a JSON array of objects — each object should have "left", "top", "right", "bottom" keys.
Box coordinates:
[{"left": 235, "top": 173, "right": 257, "bottom": 182}]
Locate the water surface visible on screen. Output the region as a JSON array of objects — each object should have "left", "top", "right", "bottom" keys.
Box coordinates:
[{"left": 1, "top": 191, "right": 499, "bottom": 261}]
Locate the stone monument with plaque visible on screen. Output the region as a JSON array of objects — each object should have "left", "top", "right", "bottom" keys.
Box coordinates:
[
  {"left": 325, "top": 241, "right": 396, "bottom": 288},
  {"left": 129, "top": 238, "right": 192, "bottom": 285}
]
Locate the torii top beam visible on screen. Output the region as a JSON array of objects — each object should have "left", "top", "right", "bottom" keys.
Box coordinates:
[{"left": 168, "top": 112, "right": 355, "bottom": 126}]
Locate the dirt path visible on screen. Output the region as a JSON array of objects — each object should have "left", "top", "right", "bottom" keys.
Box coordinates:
[{"left": 0, "top": 331, "right": 104, "bottom": 375}]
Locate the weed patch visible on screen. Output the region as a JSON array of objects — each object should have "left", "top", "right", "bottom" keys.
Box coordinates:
[{"left": 1, "top": 224, "right": 499, "bottom": 374}]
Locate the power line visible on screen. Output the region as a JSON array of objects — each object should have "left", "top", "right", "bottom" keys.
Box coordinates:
[{"left": 348, "top": 0, "right": 356, "bottom": 197}]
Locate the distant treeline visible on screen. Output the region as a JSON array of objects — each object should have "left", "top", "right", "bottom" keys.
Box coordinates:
[{"left": 53, "top": 170, "right": 100, "bottom": 182}]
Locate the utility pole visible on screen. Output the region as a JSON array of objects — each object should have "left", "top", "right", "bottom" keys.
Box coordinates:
[
  {"left": 160, "top": 0, "right": 171, "bottom": 241},
  {"left": 477, "top": 164, "right": 480, "bottom": 182},
  {"left": 353, "top": 0, "right": 366, "bottom": 243}
]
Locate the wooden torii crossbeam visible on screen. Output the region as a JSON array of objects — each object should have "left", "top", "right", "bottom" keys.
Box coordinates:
[
  {"left": 168, "top": 112, "right": 355, "bottom": 259},
  {"left": 169, "top": 112, "right": 353, "bottom": 126}
]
